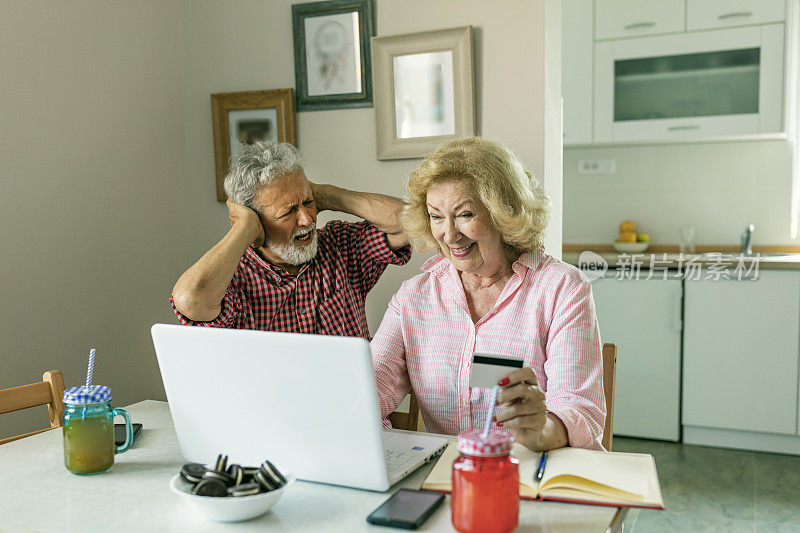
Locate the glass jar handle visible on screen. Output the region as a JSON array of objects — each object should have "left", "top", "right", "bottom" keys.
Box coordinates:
[{"left": 112, "top": 407, "right": 134, "bottom": 454}]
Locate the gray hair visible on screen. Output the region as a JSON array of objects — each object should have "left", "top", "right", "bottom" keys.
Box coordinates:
[{"left": 223, "top": 141, "right": 304, "bottom": 209}]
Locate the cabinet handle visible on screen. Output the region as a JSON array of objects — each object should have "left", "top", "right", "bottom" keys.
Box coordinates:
[
  {"left": 667, "top": 125, "right": 700, "bottom": 131},
  {"left": 623, "top": 21, "right": 656, "bottom": 30},
  {"left": 718, "top": 11, "right": 753, "bottom": 20}
]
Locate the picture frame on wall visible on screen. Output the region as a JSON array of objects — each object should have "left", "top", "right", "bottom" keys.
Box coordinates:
[
  {"left": 210, "top": 89, "right": 296, "bottom": 202},
  {"left": 292, "top": 0, "right": 375, "bottom": 111},
  {"left": 371, "top": 26, "right": 475, "bottom": 160}
]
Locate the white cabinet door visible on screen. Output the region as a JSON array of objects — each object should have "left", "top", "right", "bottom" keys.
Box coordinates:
[
  {"left": 591, "top": 276, "right": 682, "bottom": 441},
  {"left": 594, "top": 25, "right": 784, "bottom": 143},
  {"left": 683, "top": 271, "right": 800, "bottom": 435},
  {"left": 687, "top": 0, "right": 786, "bottom": 31},
  {"left": 596, "top": 0, "right": 685, "bottom": 40},
  {"left": 562, "top": 0, "right": 594, "bottom": 145}
]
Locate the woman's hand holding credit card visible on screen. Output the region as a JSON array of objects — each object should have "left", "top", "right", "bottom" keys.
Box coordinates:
[{"left": 469, "top": 354, "right": 557, "bottom": 451}]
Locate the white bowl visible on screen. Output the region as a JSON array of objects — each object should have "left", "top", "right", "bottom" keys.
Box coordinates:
[
  {"left": 612, "top": 241, "right": 650, "bottom": 254},
  {"left": 169, "top": 471, "right": 295, "bottom": 522}
]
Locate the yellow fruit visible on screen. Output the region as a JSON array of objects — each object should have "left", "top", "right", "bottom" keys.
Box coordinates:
[
  {"left": 637, "top": 233, "right": 650, "bottom": 243},
  {"left": 619, "top": 220, "right": 637, "bottom": 233},
  {"left": 619, "top": 231, "right": 637, "bottom": 243}
]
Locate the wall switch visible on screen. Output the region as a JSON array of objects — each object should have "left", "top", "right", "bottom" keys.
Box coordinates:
[{"left": 578, "top": 158, "right": 616, "bottom": 174}]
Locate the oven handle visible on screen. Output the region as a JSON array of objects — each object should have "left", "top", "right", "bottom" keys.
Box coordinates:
[
  {"left": 718, "top": 11, "right": 753, "bottom": 21},
  {"left": 623, "top": 21, "right": 656, "bottom": 30}
]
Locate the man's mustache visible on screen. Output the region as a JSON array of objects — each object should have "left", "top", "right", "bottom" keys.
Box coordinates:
[{"left": 292, "top": 227, "right": 316, "bottom": 240}]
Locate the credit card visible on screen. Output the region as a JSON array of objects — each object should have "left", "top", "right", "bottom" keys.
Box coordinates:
[{"left": 468, "top": 353, "right": 524, "bottom": 388}]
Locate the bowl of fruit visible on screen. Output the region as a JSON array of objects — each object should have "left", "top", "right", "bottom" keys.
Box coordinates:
[{"left": 613, "top": 220, "right": 650, "bottom": 253}]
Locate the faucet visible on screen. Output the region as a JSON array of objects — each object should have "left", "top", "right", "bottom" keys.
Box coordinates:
[{"left": 740, "top": 224, "right": 754, "bottom": 255}]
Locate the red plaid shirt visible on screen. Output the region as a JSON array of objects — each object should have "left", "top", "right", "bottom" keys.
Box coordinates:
[{"left": 171, "top": 220, "right": 411, "bottom": 338}]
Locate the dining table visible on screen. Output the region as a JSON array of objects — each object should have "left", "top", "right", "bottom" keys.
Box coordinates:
[{"left": 0, "top": 400, "right": 628, "bottom": 532}]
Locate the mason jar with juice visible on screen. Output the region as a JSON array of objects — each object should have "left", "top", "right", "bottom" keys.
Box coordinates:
[
  {"left": 62, "top": 385, "right": 133, "bottom": 475},
  {"left": 451, "top": 429, "right": 519, "bottom": 533}
]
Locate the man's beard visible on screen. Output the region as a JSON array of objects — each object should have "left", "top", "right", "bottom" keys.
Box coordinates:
[{"left": 265, "top": 227, "right": 318, "bottom": 266}]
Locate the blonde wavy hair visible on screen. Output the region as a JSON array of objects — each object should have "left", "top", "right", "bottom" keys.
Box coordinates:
[{"left": 401, "top": 137, "right": 551, "bottom": 255}]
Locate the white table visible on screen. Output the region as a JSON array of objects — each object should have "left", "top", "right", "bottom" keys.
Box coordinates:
[{"left": 0, "top": 400, "right": 626, "bottom": 532}]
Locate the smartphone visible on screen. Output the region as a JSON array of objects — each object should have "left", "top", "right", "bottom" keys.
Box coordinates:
[
  {"left": 114, "top": 423, "right": 143, "bottom": 446},
  {"left": 366, "top": 489, "right": 445, "bottom": 530}
]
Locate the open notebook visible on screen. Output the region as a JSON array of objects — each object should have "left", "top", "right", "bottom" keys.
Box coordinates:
[{"left": 422, "top": 441, "right": 664, "bottom": 510}]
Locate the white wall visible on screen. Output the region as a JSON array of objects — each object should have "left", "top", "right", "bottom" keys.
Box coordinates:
[
  {"left": 0, "top": 1, "right": 188, "bottom": 440},
  {"left": 181, "top": 0, "right": 563, "bottom": 333},
  {"left": 564, "top": 140, "right": 796, "bottom": 246}
]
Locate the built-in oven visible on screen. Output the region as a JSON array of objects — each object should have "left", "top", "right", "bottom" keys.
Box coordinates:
[{"left": 594, "top": 24, "right": 785, "bottom": 142}]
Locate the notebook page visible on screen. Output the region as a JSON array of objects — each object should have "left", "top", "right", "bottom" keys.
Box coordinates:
[
  {"left": 510, "top": 442, "right": 542, "bottom": 492},
  {"left": 421, "top": 440, "right": 458, "bottom": 490},
  {"left": 542, "top": 476, "right": 647, "bottom": 501},
  {"left": 542, "top": 448, "right": 651, "bottom": 497}
]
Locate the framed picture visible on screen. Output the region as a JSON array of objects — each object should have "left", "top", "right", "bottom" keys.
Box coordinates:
[
  {"left": 372, "top": 26, "right": 475, "bottom": 160},
  {"left": 210, "top": 89, "right": 296, "bottom": 202},
  {"left": 292, "top": 0, "right": 374, "bottom": 111}
]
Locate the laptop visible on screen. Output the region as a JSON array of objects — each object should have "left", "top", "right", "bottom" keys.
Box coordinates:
[{"left": 151, "top": 324, "right": 448, "bottom": 491}]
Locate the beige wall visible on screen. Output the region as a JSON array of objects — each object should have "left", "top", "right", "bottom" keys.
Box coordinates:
[
  {"left": 564, "top": 140, "right": 795, "bottom": 246},
  {"left": 1, "top": 0, "right": 562, "bottom": 439},
  {"left": 181, "top": 0, "right": 563, "bottom": 334},
  {"left": 0, "top": 1, "right": 188, "bottom": 439}
]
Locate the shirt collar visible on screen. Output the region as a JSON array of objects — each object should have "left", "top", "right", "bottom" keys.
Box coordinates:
[
  {"left": 244, "top": 247, "right": 311, "bottom": 283},
  {"left": 514, "top": 247, "right": 546, "bottom": 273},
  {"left": 421, "top": 254, "right": 448, "bottom": 274}
]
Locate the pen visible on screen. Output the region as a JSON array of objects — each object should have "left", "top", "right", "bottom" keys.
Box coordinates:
[{"left": 535, "top": 450, "right": 548, "bottom": 482}]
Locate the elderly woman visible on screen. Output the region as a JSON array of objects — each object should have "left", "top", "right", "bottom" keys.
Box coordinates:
[{"left": 371, "top": 137, "right": 605, "bottom": 452}]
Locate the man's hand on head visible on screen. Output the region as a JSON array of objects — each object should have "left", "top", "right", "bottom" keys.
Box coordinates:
[
  {"left": 307, "top": 181, "right": 328, "bottom": 213},
  {"left": 299, "top": 182, "right": 408, "bottom": 249},
  {"left": 226, "top": 199, "right": 265, "bottom": 248}
]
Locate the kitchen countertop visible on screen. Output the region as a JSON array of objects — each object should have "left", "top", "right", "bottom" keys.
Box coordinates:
[{"left": 562, "top": 250, "right": 800, "bottom": 271}]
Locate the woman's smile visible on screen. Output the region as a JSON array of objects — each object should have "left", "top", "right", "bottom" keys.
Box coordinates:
[{"left": 450, "top": 242, "right": 476, "bottom": 258}]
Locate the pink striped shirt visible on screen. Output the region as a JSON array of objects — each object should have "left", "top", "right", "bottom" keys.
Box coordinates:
[{"left": 371, "top": 249, "right": 606, "bottom": 450}]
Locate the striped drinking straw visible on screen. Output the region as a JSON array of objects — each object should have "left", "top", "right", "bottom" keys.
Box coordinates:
[
  {"left": 85, "top": 348, "right": 95, "bottom": 390},
  {"left": 482, "top": 386, "right": 500, "bottom": 439}
]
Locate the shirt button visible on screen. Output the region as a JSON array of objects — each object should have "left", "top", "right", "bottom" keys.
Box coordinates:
[
  {"left": 462, "top": 399, "right": 468, "bottom": 406},
  {"left": 298, "top": 307, "right": 307, "bottom": 315},
  {"left": 463, "top": 361, "right": 469, "bottom": 368}
]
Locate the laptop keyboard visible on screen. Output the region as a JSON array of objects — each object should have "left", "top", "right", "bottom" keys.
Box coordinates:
[{"left": 384, "top": 449, "right": 421, "bottom": 474}]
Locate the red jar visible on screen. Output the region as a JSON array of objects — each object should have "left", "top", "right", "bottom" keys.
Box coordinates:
[{"left": 451, "top": 430, "right": 519, "bottom": 533}]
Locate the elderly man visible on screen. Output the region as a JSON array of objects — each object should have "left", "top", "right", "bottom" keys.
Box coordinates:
[{"left": 171, "top": 141, "right": 410, "bottom": 338}]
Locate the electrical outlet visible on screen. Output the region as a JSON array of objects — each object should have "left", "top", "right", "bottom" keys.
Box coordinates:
[{"left": 578, "top": 158, "right": 616, "bottom": 174}]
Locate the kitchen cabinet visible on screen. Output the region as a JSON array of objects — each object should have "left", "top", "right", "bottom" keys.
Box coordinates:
[
  {"left": 682, "top": 270, "right": 800, "bottom": 435},
  {"left": 562, "top": 0, "right": 594, "bottom": 145},
  {"left": 687, "top": 0, "right": 786, "bottom": 31},
  {"left": 591, "top": 275, "right": 682, "bottom": 441},
  {"left": 562, "top": 0, "right": 789, "bottom": 145},
  {"left": 594, "top": 24, "right": 785, "bottom": 143},
  {"left": 595, "top": 0, "right": 685, "bottom": 41}
]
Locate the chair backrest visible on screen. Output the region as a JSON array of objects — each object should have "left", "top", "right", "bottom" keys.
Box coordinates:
[
  {"left": 0, "top": 370, "right": 65, "bottom": 445},
  {"left": 602, "top": 342, "right": 617, "bottom": 451},
  {"left": 387, "top": 390, "right": 423, "bottom": 432}
]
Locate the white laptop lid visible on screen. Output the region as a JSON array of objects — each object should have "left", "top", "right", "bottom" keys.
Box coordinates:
[{"left": 151, "top": 324, "right": 391, "bottom": 491}]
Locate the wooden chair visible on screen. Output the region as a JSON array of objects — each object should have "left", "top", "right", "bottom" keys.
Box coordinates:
[
  {"left": 388, "top": 390, "right": 424, "bottom": 432},
  {"left": 601, "top": 342, "right": 617, "bottom": 451},
  {"left": 388, "top": 343, "right": 618, "bottom": 450},
  {"left": 0, "top": 371, "right": 65, "bottom": 445}
]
